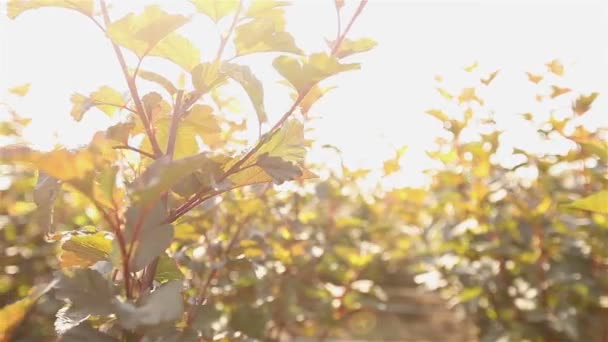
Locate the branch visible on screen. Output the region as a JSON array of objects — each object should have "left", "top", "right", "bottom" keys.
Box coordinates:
[
  {"left": 184, "top": 216, "right": 250, "bottom": 328},
  {"left": 92, "top": 101, "right": 137, "bottom": 114},
  {"left": 167, "top": 0, "right": 369, "bottom": 224},
  {"left": 99, "top": 0, "right": 163, "bottom": 158},
  {"left": 215, "top": 0, "right": 244, "bottom": 61},
  {"left": 112, "top": 145, "right": 155, "bottom": 159},
  {"left": 166, "top": 90, "right": 184, "bottom": 160},
  {"left": 331, "top": 0, "right": 368, "bottom": 55}
]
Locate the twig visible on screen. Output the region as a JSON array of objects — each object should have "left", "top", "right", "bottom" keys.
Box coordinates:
[
  {"left": 185, "top": 216, "right": 250, "bottom": 327},
  {"left": 112, "top": 145, "right": 155, "bottom": 159},
  {"left": 331, "top": 0, "right": 368, "bottom": 56},
  {"left": 91, "top": 101, "right": 137, "bottom": 114},
  {"left": 215, "top": 0, "right": 244, "bottom": 62},
  {"left": 166, "top": 90, "right": 184, "bottom": 160},
  {"left": 99, "top": 0, "right": 163, "bottom": 158},
  {"left": 168, "top": 0, "right": 370, "bottom": 223}
]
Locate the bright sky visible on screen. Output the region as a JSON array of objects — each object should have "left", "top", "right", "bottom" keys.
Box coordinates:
[{"left": 1, "top": 0, "right": 607, "bottom": 188}]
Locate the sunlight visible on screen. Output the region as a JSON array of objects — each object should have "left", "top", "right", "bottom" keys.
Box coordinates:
[{"left": 1, "top": 1, "right": 607, "bottom": 189}]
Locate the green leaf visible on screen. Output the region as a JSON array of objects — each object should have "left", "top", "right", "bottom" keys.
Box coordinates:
[
  {"left": 564, "top": 191, "right": 608, "bottom": 215},
  {"left": 155, "top": 254, "right": 184, "bottom": 283},
  {"left": 138, "top": 70, "right": 177, "bottom": 95},
  {"left": 7, "top": 0, "right": 94, "bottom": 19},
  {"left": 190, "top": 0, "right": 238, "bottom": 22},
  {"left": 170, "top": 157, "right": 226, "bottom": 198},
  {"left": 116, "top": 281, "right": 184, "bottom": 330},
  {"left": 273, "top": 53, "right": 359, "bottom": 94},
  {"left": 257, "top": 153, "right": 302, "bottom": 185},
  {"left": 129, "top": 153, "right": 222, "bottom": 203},
  {"left": 224, "top": 119, "right": 316, "bottom": 188},
  {"left": 333, "top": 38, "right": 377, "bottom": 59},
  {"left": 222, "top": 63, "right": 267, "bottom": 123},
  {"left": 54, "top": 268, "right": 118, "bottom": 316},
  {"left": 59, "top": 231, "right": 113, "bottom": 268},
  {"left": 70, "top": 86, "right": 125, "bottom": 121},
  {"left": 257, "top": 119, "right": 305, "bottom": 163},
  {"left": 120, "top": 201, "right": 174, "bottom": 272}
]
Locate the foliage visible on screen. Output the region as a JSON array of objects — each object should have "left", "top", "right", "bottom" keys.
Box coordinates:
[
  {"left": 1, "top": 0, "right": 376, "bottom": 340},
  {"left": 2, "top": 1, "right": 607, "bottom": 342},
  {"left": 414, "top": 62, "right": 608, "bottom": 341}
]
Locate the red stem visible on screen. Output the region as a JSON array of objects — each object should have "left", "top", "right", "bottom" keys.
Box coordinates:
[{"left": 99, "top": 0, "right": 163, "bottom": 158}]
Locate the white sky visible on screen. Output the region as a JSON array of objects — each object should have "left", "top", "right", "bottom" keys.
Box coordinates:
[{"left": 1, "top": 0, "right": 607, "bottom": 188}]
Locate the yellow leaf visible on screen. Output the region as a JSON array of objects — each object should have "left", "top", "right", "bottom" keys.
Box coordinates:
[
  {"left": 546, "top": 59, "right": 564, "bottom": 76},
  {"left": 383, "top": 159, "right": 400, "bottom": 175},
  {"left": 107, "top": 5, "right": 196, "bottom": 69},
  {"left": 7, "top": 0, "right": 93, "bottom": 19},
  {"left": 550, "top": 85, "right": 571, "bottom": 98},
  {"left": 59, "top": 231, "right": 113, "bottom": 268},
  {"left": 0, "top": 296, "right": 34, "bottom": 341},
  {"left": 273, "top": 53, "right": 359, "bottom": 94},
  {"left": 565, "top": 191, "right": 608, "bottom": 215},
  {"left": 234, "top": 1, "right": 302, "bottom": 56},
  {"left": 0, "top": 281, "right": 56, "bottom": 341},
  {"left": 224, "top": 119, "right": 313, "bottom": 188},
  {"left": 70, "top": 86, "right": 125, "bottom": 121},
  {"left": 464, "top": 61, "right": 478, "bottom": 72},
  {"left": 0, "top": 146, "right": 95, "bottom": 181},
  {"left": 184, "top": 104, "right": 222, "bottom": 148},
  {"left": 191, "top": 62, "right": 227, "bottom": 93},
  {"left": 334, "top": 38, "right": 377, "bottom": 59},
  {"left": 149, "top": 33, "right": 200, "bottom": 71},
  {"left": 138, "top": 70, "right": 177, "bottom": 95},
  {"left": 141, "top": 118, "right": 199, "bottom": 159},
  {"left": 436, "top": 87, "right": 453, "bottom": 100},
  {"left": 458, "top": 87, "right": 483, "bottom": 105},
  {"left": 572, "top": 92, "right": 599, "bottom": 115},
  {"left": 282, "top": 82, "right": 336, "bottom": 118},
  {"left": 190, "top": 0, "right": 238, "bottom": 22},
  {"left": 526, "top": 72, "right": 543, "bottom": 84},
  {"left": 425, "top": 109, "right": 449, "bottom": 122},
  {"left": 8, "top": 83, "right": 31, "bottom": 96},
  {"left": 481, "top": 70, "right": 499, "bottom": 85},
  {"left": 222, "top": 63, "right": 267, "bottom": 123},
  {"left": 257, "top": 119, "right": 305, "bottom": 163}
]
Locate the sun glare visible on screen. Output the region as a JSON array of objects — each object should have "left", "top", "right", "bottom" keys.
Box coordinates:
[{"left": 1, "top": 1, "right": 607, "bottom": 189}]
